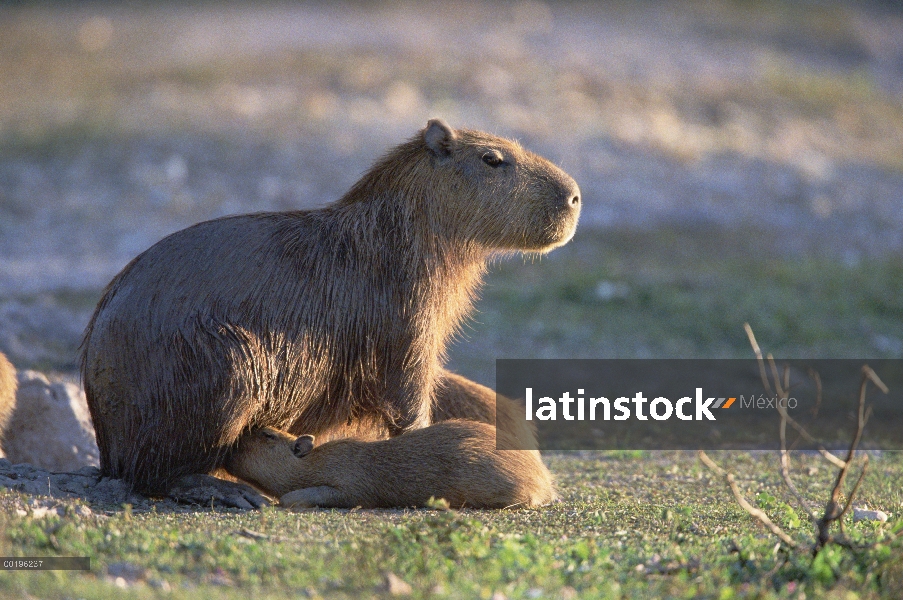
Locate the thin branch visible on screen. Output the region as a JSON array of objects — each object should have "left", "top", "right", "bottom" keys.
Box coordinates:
[
  {"left": 807, "top": 368, "right": 822, "bottom": 417},
  {"left": 733, "top": 326, "right": 893, "bottom": 556},
  {"left": 830, "top": 368, "right": 872, "bottom": 502},
  {"left": 817, "top": 366, "right": 883, "bottom": 549},
  {"left": 778, "top": 403, "right": 818, "bottom": 524},
  {"left": 745, "top": 325, "right": 845, "bottom": 467},
  {"left": 862, "top": 365, "right": 889, "bottom": 394},
  {"left": 837, "top": 455, "right": 870, "bottom": 535},
  {"left": 744, "top": 323, "right": 773, "bottom": 396},
  {"left": 766, "top": 353, "right": 781, "bottom": 397},
  {"left": 699, "top": 451, "right": 801, "bottom": 550},
  {"left": 784, "top": 414, "right": 847, "bottom": 469},
  {"left": 766, "top": 357, "right": 818, "bottom": 524},
  {"left": 767, "top": 371, "right": 848, "bottom": 469}
]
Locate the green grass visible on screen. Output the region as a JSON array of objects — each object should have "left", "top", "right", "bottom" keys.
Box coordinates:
[{"left": 2, "top": 451, "right": 902, "bottom": 598}]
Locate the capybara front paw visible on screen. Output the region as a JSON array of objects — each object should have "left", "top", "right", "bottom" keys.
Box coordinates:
[{"left": 168, "top": 473, "right": 269, "bottom": 510}]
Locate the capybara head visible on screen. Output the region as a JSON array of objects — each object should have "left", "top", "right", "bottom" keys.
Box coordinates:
[
  {"left": 226, "top": 429, "right": 326, "bottom": 495},
  {"left": 225, "top": 428, "right": 301, "bottom": 495},
  {"left": 344, "top": 118, "right": 581, "bottom": 253}
]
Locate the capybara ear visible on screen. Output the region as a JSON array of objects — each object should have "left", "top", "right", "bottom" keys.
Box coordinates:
[
  {"left": 423, "top": 118, "right": 456, "bottom": 157},
  {"left": 293, "top": 434, "right": 315, "bottom": 458}
]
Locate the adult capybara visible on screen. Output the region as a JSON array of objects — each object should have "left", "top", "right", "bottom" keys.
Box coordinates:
[
  {"left": 81, "top": 118, "right": 580, "bottom": 500},
  {"left": 225, "top": 421, "right": 555, "bottom": 509},
  {"left": 0, "top": 352, "right": 16, "bottom": 458}
]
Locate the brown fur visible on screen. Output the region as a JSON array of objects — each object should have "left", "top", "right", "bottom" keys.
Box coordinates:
[
  {"left": 433, "top": 370, "right": 538, "bottom": 449},
  {"left": 310, "top": 369, "right": 538, "bottom": 447},
  {"left": 0, "top": 352, "right": 15, "bottom": 458},
  {"left": 81, "top": 119, "right": 580, "bottom": 494},
  {"left": 225, "top": 421, "right": 555, "bottom": 509}
]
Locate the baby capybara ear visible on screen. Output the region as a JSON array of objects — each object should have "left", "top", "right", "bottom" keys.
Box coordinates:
[
  {"left": 423, "top": 118, "right": 456, "bottom": 157},
  {"left": 293, "top": 434, "right": 315, "bottom": 458}
]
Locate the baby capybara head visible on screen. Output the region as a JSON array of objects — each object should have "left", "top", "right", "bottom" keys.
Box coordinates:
[
  {"left": 225, "top": 429, "right": 322, "bottom": 498},
  {"left": 225, "top": 428, "right": 303, "bottom": 495},
  {"left": 344, "top": 119, "right": 581, "bottom": 254}
]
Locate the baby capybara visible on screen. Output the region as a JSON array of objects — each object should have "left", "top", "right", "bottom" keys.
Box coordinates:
[{"left": 226, "top": 420, "right": 555, "bottom": 509}]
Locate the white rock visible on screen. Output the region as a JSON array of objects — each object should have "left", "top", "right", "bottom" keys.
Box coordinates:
[
  {"left": 853, "top": 507, "right": 889, "bottom": 523},
  {"left": 384, "top": 572, "right": 412, "bottom": 596}
]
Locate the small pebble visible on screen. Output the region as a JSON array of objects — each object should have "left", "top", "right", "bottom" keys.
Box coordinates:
[
  {"left": 384, "top": 572, "right": 412, "bottom": 596},
  {"left": 853, "top": 507, "right": 888, "bottom": 523}
]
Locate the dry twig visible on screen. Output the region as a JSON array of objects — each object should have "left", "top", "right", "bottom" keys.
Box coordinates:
[
  {"left": 814, "top": 366, "right": 885, "bottom": 551},
  {"left": 701, "top": 325, "right": 896, "bottom": 556},
  {"left": 743, "top": 324, "right": 846, "bottom": 468},
  {"left": 698, "top": 450, "right": 801, "bottom": 549}
]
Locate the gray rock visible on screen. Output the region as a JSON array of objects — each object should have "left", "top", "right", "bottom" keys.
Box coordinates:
[
  {"left": 3, "top": 370, "right": 99, "bottom": 471},
  {"left": 853, "top": 507, "right": 889, "bottom": 523}
]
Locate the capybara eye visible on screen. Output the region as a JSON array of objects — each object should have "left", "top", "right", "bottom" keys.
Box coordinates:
[
  {"left": 261, "top": 430, "right": 278, "bottom": 440},
  {"left": 481, "top": 151, "right": 503, "bottom": 167}
]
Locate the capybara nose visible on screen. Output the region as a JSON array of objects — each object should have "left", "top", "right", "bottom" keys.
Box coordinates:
[{"left": 564, "top": 179, "right": 581, "bottom": 209}]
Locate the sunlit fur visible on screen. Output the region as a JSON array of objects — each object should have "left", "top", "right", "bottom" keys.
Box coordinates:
[
  {"left": 80, "top": 120, "right": 580, "bottom": 494},
  {"left": 0, "top": 352, "right": 16, "bottom": 457},
  {"left": 225, "top": 421, "right": 555, "bottom": 509}
]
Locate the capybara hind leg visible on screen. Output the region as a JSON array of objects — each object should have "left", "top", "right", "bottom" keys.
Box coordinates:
[
  {"left": 168, "top": 473, "right": 269, "bottom": 509},
  {"left": 280, "top": 486, "right": 351, "bottom": 508},
  {"left": 434, "top": 370, "right": 539, "bottom": 449},
  {"left": 433, "top": 370, "right": 494, "bottom": 423}
]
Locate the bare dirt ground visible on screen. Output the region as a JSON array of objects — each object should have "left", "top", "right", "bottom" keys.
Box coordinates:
[{"left": 0, "top": 0, "right": 901, "bottom": 373}]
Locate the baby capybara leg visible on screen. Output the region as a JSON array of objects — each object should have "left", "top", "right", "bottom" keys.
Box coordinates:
[{"left": 280, "top": 486, "right": 351, "bottom": 508}]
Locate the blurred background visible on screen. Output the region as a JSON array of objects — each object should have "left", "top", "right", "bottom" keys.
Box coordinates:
[{"left": 0, "top": 0, "right": 901, "bottom": 383}]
